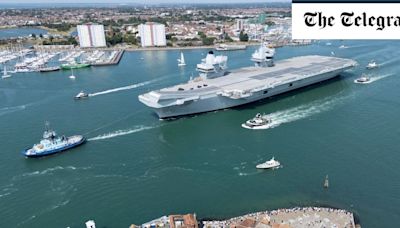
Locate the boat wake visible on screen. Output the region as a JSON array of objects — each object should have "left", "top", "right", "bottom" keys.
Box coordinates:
[
  {"left": 254, "top": 94, "right": 351, "bottom": 129},
  {"left": 88, "top": 78, "right": 162, "bottom": 97},
  {"left": 88, "top": 125, "right": 157, "bottom": 141},
  {"left": 0, "top": 105, "right": 26, "bottom": 117},
  {"left": 17, "top": 166, "right": 91, "bottom": 179}
]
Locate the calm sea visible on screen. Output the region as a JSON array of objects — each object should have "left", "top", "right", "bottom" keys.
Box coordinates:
[{"left": 0, "top": 41, "right": 399, "bottom": 227}]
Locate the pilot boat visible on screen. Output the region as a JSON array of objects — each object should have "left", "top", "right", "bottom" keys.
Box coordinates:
[
  {"left": 242, "top": 113, "right": 273, "bottom": 129},
  {"left": 21, "top": 122, "right": 86, "bottom": 158},
  {"left": 74, "top": 91, "right": 89, "bottom": 100},
  {"left": 256, "top": 157, "right": 281, "bottom": 169}
]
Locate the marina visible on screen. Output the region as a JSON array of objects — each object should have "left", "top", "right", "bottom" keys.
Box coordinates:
[
  {"left": 0, "top": 40, "right": 399, "bottom": 228},
  {"left": 0, "top": 46, "right": 124, "bottom": 74}
]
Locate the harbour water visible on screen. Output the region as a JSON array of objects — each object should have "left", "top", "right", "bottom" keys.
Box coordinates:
[
  {"left": 1, "top": 41, "right": 399, "bottom": 227},
  {"left": 0, "top": 27, "right": 48, "bottom": 40}
]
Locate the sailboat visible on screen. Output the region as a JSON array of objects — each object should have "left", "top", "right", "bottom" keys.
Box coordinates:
[
  {"left": 2, "top": 66, "right": 11, "bottom": 79},
  {"left": 69, "top": 68, "right": 76, "bottom": 80},
  {"left": 177, "top": 52, "right": 186, "bottom": 66}
]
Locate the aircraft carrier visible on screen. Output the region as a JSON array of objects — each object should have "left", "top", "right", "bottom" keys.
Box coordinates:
[{"left": 139, "top": 44, "right": 357, "bottom": 119}]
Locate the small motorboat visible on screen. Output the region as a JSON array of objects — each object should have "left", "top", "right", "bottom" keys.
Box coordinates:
[
  {"left": 256, "top": 157, "right": 281, "bottom": 169},
  {"left": 366, "top": 60, "right": 379, "bottom": 69},
  {"left": 339, "top": 45, "right": 348, "bottom": 49},
  {"left": 74, "top": 91, "right": 89, "bottom": 100},
  {"left": 242, "top": 113, "right": 273, "bottom": 129},
  {"left": 354, "top": 74, "right": 371, "bottom": 84}
]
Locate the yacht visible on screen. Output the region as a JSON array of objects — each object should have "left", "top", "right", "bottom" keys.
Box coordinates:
[
  {"left": 366, "top": 60, "right": 379, "bottom": 69},
  {"left": 21, "top": 122, "right": 86, "bottom": 158},
  {"left": 242, "top": 113, "right": 273, "bottom": 129},
  {"left": 354, "top": 74, "right": 371, "bottom": 84},
  {"left": 256, "top": 157, "right": 281, "bottom": 169},
  {"left": 74, "top": 91, "right": 89, "bottom": 100},
  {"left": 177, "top": 52, "right": 186, "bottom": 66},
  {"left": 2, "top": 66, "right": 11, "bottom": 79}
]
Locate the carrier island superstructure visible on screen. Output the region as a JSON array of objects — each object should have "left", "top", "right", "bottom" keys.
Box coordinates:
[{"left": 139, "top": 44, "right": 357, "bottom": 119}]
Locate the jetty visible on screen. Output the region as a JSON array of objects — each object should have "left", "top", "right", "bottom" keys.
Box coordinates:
[{"left": 91, "top": 50, "right": 124, "bottom": 66}]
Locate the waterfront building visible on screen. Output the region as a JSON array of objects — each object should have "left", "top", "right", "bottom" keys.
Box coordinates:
[
  {"left": 77, "top": 24, "right": 106, "bottom": 48},
  {"left": 236, "top": 19, "right": 245, "bottom": 31},
  {"left": 138, "top": 22, "right": 167, "bottom": 47}
]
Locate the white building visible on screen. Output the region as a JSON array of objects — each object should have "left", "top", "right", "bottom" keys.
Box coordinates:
[
  {"left": 77, "top": 24, "right": 106, "bottom": 48},
  {"left": 236, "top": 19, "right": 245, "bottom": 31},
  {"left": 138, "top": 23, "right": 166, "bottom": 47}
]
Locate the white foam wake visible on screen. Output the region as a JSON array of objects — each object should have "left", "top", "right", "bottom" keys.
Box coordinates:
[
  {"left": 88, "top": 78, "right": 161, "bottom": 97},
  {"left": 0, "top": 105, "right": 26, "bottom": 116},
  {"left": 88, "top": 125, "right": 156, "bottom": 141},
  {"left": 369, "top": 73, "right": 393, "bottom": 83},
  {"left": 254, "top": 94, "right": 350, "bottom": 129}
]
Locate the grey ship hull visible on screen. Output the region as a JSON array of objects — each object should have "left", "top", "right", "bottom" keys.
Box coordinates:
[{"left": 139, "top": 55, "right": 356, "bottom": 119}]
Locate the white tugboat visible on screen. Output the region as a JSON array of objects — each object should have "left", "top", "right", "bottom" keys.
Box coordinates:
[
  {"left": 354, "top": 74, "right": 371, "bottom": 84},
  {"left": 366, "top": 60, "right": 379, "bottom": 69},
  {"left": 242, "top": 113, "right": 273, "bottom": 129},
  {"left": 256, "top": 157, "right": 281, "bottom": 169}
]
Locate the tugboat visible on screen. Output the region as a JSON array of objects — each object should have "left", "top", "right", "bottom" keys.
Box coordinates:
[
  {"left": 242, "top": 113, "right": 273, "bottom": 129},
  {"left": 74, "top": 91, "right": 89, "bottom": 100},
  {"left": 354, "top": 74, "right": 371, "bottom": 84},
  {"left": 21, "top": 122, "right": 86, "bottom": 158},
  {"left": 256, "top": 157, "right": 281, "bottom": 169},
  {"left": 366, "top": 60, "right": 379, "bottom": 69}
]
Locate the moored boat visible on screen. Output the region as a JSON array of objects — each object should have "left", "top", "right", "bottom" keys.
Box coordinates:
[
  {"left": 39, "top": 66, "right": 60, "bottom": 72},
  {"left": 61, "top": 62, "right": 90, "bottom": 70},
  {"left": 21, "top": 122, "right": 86, "bottom": 158}
]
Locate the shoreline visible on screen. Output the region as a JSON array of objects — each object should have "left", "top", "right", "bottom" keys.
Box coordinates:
[{"left": 137, "top": 206, "right": 359, "bottom": 228}]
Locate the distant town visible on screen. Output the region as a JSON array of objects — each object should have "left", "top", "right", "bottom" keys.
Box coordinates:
[{"left": 0, "top": 3, "right": 312, "bottom": 49}]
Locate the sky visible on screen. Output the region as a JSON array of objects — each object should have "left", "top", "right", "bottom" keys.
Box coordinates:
[{"left": 0, "top": 0, "right": 289, "bottom": 4}]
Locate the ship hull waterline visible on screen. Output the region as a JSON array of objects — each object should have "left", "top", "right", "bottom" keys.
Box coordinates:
[{"left": 148, "top": 68, "right": 348, "bottom": 119}]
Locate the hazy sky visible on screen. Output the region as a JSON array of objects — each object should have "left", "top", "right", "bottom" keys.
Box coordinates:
[{"left": 1, "top": 0, "right": 289, "bottom": 4}]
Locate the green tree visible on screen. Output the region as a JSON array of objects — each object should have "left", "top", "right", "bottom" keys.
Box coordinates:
[
  {"left": 239, "top": 31, "right": 249, "bottom": 42},
  {"left": 202, "top": 37, "right": 215, "bottom": 46}
]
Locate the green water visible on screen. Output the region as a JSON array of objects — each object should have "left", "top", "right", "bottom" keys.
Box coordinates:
[{"left": 1, "top": 41, "right": 399, "bottom": 227}]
